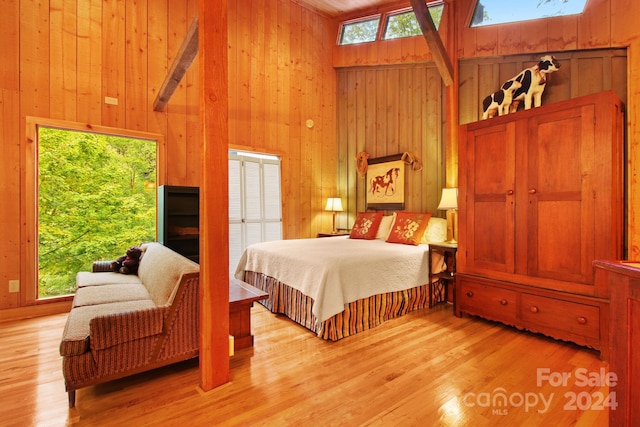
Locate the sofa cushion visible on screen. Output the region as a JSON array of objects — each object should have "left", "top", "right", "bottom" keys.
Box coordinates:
[
  {"left": 72, "top": 283, "right": 152, "bottom": 308},
  {"left": 138, "top": 243, "right": 200, "bottom": 307},
  {"left": 59, "top": 300, "right": 158, "bottom": 357},
  {"left": 76, "top": 271, "right": 142, "bottom": 288}
]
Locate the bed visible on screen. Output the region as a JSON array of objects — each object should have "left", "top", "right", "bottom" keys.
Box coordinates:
[{"left": 234, "top": 212, "right": 449, "bottom": 341}]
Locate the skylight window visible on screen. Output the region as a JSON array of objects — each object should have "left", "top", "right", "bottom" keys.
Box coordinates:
[
  {"left": 382, "top": 4, "right": 444, "bottom": 40},
  {"left": 471, "top": 0, "right": 588, "bottom": 27},
  {"left": 339, "top": 16, "right": 380, "bottom": 45}
]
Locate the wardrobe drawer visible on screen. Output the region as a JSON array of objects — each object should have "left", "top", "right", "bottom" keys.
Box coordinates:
[
  {"left": 520, "top": 294, "right": 600, "bottom": 340},
  {"left": 459, "top": 278, "right": 518, "bottom": 324}
]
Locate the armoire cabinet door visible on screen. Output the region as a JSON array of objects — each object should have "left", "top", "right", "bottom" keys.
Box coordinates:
[
  {"left": 523, "top": 105, "right": 596, "bottom": 284},
  {"left": 459, "top": 122, "right": 516, "bottom": 274}
]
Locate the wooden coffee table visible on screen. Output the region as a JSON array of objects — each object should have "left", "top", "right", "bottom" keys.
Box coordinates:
[{"left": 229, "top": 278, "right": 268, "bottom": 351}]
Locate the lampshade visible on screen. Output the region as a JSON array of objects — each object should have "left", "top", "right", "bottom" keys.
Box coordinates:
[
  {"left": 437, "top": 188, "right": 458, "bottom": 210},
  {"left": 325, "top": 197, "right": 343, "bottom": 212}
]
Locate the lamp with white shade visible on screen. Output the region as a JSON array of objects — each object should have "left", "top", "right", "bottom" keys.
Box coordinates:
[
  {"left": 325, "top": 197, "right": 343, "bottom": 234},
  {"left": 437, "top": 188, "right": 458, "bottom": 243}
]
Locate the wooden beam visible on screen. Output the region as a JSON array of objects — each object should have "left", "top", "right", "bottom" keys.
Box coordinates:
[
  {"left": 198, "top": 0, "right": 230, "bottom": 391},
  {"left": 153, "top": 15, "right": 199, "bottom": 111},
  {"left": 410, "top": 0, "right": 454, "bottom": 86}
]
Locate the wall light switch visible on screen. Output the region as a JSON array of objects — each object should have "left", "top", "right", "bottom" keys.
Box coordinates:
[
  {"left": 9, "top": 280, "right": 19, "bottom": 293},
  {"left": 104, "top": 96, "right": 119, "bottom": 105}
]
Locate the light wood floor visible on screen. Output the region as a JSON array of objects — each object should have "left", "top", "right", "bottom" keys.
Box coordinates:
[{"left": 0, "top": 303, "right": 610, "bottom": 426}]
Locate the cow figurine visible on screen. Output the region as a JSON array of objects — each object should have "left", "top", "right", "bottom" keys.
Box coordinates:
[
  {"left": 506, "top": 55, "right": 561, "bottom": 113},
  {"left": 481, "top": 79, "right": 522, "bottom": 120}
]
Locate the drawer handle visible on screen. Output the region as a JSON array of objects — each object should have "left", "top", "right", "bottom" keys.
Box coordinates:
[
  {"left": 500, "top": 299, "right": 508, "bottom": 306},
  {"left": 466, "top": 291, "right": 474, "bottom": 297},
  {"left": 529, "top": 188, "right": 537, "bottom": 194},
  {"left": 530, "top": 306, "right": 539, "bottom": 313},
  {"left": 577, "top": 316, "right": 587, "bottom": 325},
  {"left": 506, "top": 190, "right": 514, "bottom": 196}
]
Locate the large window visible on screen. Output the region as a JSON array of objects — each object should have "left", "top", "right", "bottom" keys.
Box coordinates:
[
  {"left": 228, "top": 151, "right": 282, "bottom": 275},
  {"left": 471, "top": 0, "right": 588, "bottom": 27},
  {"left": 37, "top": 127, "right": 157, "bottom": 298},
  {"left": 24, "top": 118, "right": 164, "bottom": 304}
]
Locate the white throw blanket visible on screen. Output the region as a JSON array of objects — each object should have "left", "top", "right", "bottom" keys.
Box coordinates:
[{"left": 235, "top": 237, "right": 444, "bottom": 323}]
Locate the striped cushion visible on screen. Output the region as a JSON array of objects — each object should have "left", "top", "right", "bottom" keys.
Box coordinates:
[{"left": 59, "top": 300, "right": 158, "bottom": 357}]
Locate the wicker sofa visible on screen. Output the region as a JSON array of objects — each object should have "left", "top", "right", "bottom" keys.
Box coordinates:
[{"left": 59, "top": 242, "right": 200, "bottom": 407}]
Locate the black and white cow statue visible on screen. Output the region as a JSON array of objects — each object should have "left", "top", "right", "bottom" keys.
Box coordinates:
[
  {"left": 507, "top": 55, "right": 561, "bottom": 113},
  {"left": 481, "top": 79, "right": 522, "bottom": 120}
]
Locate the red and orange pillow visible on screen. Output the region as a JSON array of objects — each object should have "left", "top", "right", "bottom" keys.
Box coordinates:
[
  {"left": 349, "top": 211, "right": 384, "bottom": 240},
  {"left": 386, "top": 212, "right": 432, "bottom": 245}
]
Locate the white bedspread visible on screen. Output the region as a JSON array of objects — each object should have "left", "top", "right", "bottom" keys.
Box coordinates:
[{"left": 234, "top": 236, "right": 444, "bottom": 323}]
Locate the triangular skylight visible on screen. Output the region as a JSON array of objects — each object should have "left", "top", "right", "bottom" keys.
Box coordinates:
[{"left": 471, "top": 0, "right": 588, "bottom": 27}]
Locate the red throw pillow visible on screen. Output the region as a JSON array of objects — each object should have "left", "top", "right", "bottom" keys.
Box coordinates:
[
  {"left": 386, "top": 212, "right": 432, "bottom": 245},
  {"left": 349, "top": 211, "right": 384, "bottom": 240}
]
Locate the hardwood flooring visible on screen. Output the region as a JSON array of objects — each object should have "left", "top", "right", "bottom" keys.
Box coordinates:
[{"left": 0, "top": 304, "right": 610, "bottom": 426}]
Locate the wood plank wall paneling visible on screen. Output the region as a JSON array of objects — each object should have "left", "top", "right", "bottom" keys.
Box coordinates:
[
  {"left": 333, "top": 0, "right": 640, "bottom": 258},
  {"left": 0, "top": 89, "right": 20, "bottom": 309},
  {"left": 77, "top": 0, "right": 102, "bottom": 124},
  {"left": 167, "top": 0, "right": 189, "bottom": 185},
  {"left": 336, "top": 65, "right": 445, "bottom": 227},
  {"left": 124, "top": 0, "right": 148, "bottom": 131},
  {"left": 3, "top": 0, "right": 640, "bottom": 310},
  {"left": 0, "top": 0, "right": 19, "bottom": 91},
  {"left": 458, "top": 50, "right": 628, "bottom": 125},
  {"left": 0, "top": 0, "right": 336, "bottom": 313},
  {"left": 102, "top": 0, "right": 125, "bottom": 127},
  {"left": 49, "top": 0, "right": 77, "bottom": 120},
  {"left": 147, "top": 0, "right": 169, "bottom": 184}
]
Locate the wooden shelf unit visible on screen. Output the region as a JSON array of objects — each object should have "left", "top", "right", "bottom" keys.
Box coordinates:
[{"left": 158, "top": 185, "right": 200, "bottom": 263}]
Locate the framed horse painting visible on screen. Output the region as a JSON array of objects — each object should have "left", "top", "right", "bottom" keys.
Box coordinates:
[{"left": 366, "top": 154, "right": 405, "bottom": 210}]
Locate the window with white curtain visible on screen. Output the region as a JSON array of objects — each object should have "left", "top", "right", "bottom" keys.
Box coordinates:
[{"left": 228, "top": 151, "right": 282, "bottom": 275}]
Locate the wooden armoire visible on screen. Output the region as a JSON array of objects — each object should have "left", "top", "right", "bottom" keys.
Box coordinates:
[{"left": 456, "top": 91, "right": 625, "bottom": 358}]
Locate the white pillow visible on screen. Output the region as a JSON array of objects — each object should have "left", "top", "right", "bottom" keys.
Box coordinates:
[
  {"left": 421, "top": 217, "right": 447, "bottom": 244},
  {"left": 376, "top": 212, "right": 397, "bottom": 240}
]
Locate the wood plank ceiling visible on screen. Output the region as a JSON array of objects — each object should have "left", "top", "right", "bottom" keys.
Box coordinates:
[{"left": 299, "top": 0, "right": 410, "bottom": 17}]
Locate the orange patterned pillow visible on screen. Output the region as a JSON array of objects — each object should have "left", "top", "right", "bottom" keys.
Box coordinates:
[
  {"left": 386, "top": 212, "right": 432, "bottom": 245},
  {"left": 349, "top": 211, "right": 384, "bottom": 240}
]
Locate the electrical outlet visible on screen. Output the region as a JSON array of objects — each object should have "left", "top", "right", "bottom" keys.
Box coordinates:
[{"left": 9, "top": 280, "right": 19, "bottom": 293}]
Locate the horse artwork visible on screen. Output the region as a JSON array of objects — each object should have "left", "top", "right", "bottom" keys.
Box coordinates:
[
  {"left": 365, "top": 155, "right": 405, "bottom": 210},
  {"left": 369, "top": 167, "right": 400, "bottom": 198}
]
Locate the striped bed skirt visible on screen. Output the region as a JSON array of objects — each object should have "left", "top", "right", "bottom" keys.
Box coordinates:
[{"left": 243, "top": 271, "right": 431, "bottom": 341}]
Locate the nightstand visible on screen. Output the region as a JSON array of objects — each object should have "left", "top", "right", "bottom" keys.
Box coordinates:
[{"left": 428, "top": 242, "right": 457, "bottom": 310}]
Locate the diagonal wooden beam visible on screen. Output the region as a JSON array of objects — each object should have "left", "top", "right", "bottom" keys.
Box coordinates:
[
  {"left": 410, "top": 0, "right": 454, "bottom": 86},
  {"left": 153, "top": 15, "right": 199, "bottom": 111}
]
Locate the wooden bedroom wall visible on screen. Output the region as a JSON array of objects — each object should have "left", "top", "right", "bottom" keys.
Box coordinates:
[
  {"left": 333, "top": 0, "right": 640, "bottom": 259},
  {"left": 333, "top": 4, "right": 449, "bottom": 227},
  {"left": 228, "top": 0, "right": 338, "bottom": 240},
  {"left": 335, "top": 65, "right": 445, "bottom": 228},
  {"left": 454, "top": 0, "right": 640, "bottom": 259},
  {"left": 459, "top": 49, "right": 628, "bottom": 124},
  {"left": 0, "top": 0, "right": 336, "bottom": 314}
]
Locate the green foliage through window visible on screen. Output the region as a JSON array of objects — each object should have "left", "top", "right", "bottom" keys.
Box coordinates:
[
  {"left": 383, "top": 6, "right": 443, "bottom": 40},
  {"left": 339, "top": 16, "right": 380, "bottom": 45},
  {"left": 37, "top": 128, "right": 157, "bottom": 298}
]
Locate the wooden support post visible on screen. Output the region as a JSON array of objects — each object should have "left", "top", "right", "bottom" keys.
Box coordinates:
[{"left": 198, "top": 0, "right": 230, "bottom": 391}]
